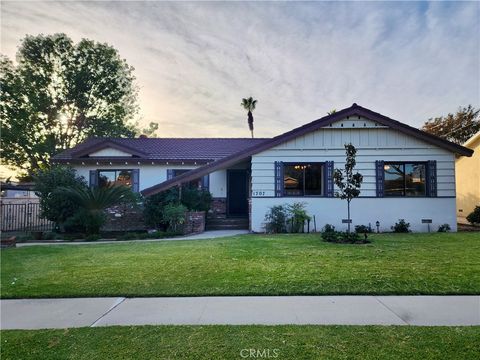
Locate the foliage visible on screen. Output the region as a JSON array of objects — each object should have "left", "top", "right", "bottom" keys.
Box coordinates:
[
  {"left": 139, "top": 122, "right": 159, "bottom": 137},
  {"left": 333, "top": 143, "right": 363, "bottom": 232},
  {"left": 241, "top": 96, "right": 257, "bottom": 138},
  {"left": 422, "top": 105, "right": 480, "bottom": 145},
  {"left": 437, "top": 224, "right": 451, "bottom": 233},
  {"left": 181, "top": 186, "right": 212, "bottom": 212},
  {"left": 144, "top": 187, "right": 211, "bottom": 229},
  {"left": 57, "top": 184, "right": 135, "bottom": 234},
  {"left": 264, "top": 205, "right": 288, "bottom": 233},
  {"left": 466, "top": 206, "right": 480, "bottom": 225},
  {"left": 392, "top": 219, "right": 411, "bottom": 233},
  {"left": 0, "top": 33, "right": 138, "bottom": 175},
  {"left": 287, "top": 202, "right": 311, "bottom": 233},
  {"left": 85, "top": 234, "right": 101, "bottom": 242},
  {"left": 321, "top": 226, "right": 368, "bottom": 244},
  {"left": 355, "top": 224, "right": 372, "bottom": 233},
  {"left": 162, "top": 203, "right": 187, "bottom": 232},
  {"left": 143, "top": 188, "right": 179, "bottom": 229},
  {"left": 33, "top": 166, "right": 88, "bottom": 225},
  {"left": 264, "top": 203, "right": 311, "bottom": 233},
  {"left": 320, "top": 224, "right": 337, "bottom": 242}
]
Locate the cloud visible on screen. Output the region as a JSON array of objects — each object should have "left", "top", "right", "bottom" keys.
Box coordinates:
[{"left": 1, "top": 1, "right": 479, "bottom": 138}]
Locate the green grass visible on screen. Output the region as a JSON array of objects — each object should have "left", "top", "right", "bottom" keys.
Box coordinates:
[
  {"left": 1, "top": 325, "right": 479, "bottom": 359},
  {"left": 1, "top": 233, "right": 479, "bottom": 298}
]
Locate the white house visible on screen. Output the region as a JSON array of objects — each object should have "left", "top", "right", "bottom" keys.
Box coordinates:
[{"left": 53, "top": 104, "right": 473, "bottom": 232}]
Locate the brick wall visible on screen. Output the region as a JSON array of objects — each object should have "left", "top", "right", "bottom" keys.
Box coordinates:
[
  {"left": 103, "top": 203, "right": 146, "bottom": 231},
  {"left": 183, "top": 211, "right": 205, "bottom": 234},
  {"left": 209, "top": 197, "right": 227, "bottom": 218}
]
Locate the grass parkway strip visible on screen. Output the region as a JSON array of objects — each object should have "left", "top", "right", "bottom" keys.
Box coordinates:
[{"left": 1, "top": 325, "right": 480, "bottom": 360}]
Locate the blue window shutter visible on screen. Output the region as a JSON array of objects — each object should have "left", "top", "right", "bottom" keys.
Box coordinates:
[
  {"left": 274, "top": 161, "right": 284, "bottom": 197},
  {"left": 375, "top": 160, "right": 385, "bottom": 197},
  {"left": 167, "top": 169, "right": 174, "bottom": 180},
  {"left": 89, "top": 170, "right": 97, "bottom": 188},
  {"left": 201, "top": 174, "right": 210, "bottom": 191},
  {"left": 325, "top": 161, "right": 334, "bottom": 197},
  {"left": 132, "top": 169, "right": 140, "bottom": 193},
  {"left": 427, "top": 160, "right": 437, "bottom": 197}
]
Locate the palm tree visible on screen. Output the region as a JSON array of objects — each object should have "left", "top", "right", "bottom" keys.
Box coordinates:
[
  {"left": 241, "top": 97, "right": 257, "bottom": 138},
  {"left": 57, "top": 184, "right": 135, "bottom": 234}
]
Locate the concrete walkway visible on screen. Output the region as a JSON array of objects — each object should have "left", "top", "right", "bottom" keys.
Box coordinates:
[
  {"left": 1, "top": 296, "right": 479, "bottom": 329},
  {"left": 16, "top": 230, "right": 250, "bottom": 247}
]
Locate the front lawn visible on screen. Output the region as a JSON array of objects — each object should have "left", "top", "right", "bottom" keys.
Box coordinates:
[
  {"left": 1, "top": 325, "right": 479, "bottom": 359},
  {"left": 1, "top": 233, "right": 479, "bottom": 298}
]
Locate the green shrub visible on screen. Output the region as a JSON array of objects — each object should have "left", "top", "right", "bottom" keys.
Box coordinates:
[
  {"left": 162, "top": 203, "right": 187, "bottom": 232},
  {"left": 181, "top": 186, "right": 212, "bottom": 212},
  {"left": 287, "top": 202, "right": 311, "bottom": 233},
  {"left": 392, "top": 219, "right": 411, "bottom": 233},
  {"left": 321, "top": 224, "right": 369, "bottom": 244},
  {"left": 34, "top": 166, "right": 88, "bottom": 226},
  {"left": 42, "top": 232, "right": 58, "bottom": 240},
  {"left": 264, "top": 205, "right": 288, "bottom": 233},
  {"left": 85, "top": 234, "right": 101, "bottom": 242},
  {"left": 321, "top": 225, "right": 338, "bottom": 242},
  {"left": 466, "top": 206, "right": 480, "bottom": 225},
  {"left": 438, "top": 224, "right": 451, "bottom": 232},
  {"left": 143, "top": 188, "right": 179, "bottom": 229},
  {"left": 355, "top": 224, "right": 372, "bottom": 233}
]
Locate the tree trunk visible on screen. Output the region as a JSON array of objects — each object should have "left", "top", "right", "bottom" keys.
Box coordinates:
[
  {"left": 250, "top": 129, "right": 254, "bottom": 138},
  {"left": 347, "top": 200, "right": 351, "bottom": 233}
]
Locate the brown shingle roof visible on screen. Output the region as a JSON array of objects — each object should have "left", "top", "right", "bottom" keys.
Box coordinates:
[{"left": 53, "top": 138, "right": 270, "bottom": 162}]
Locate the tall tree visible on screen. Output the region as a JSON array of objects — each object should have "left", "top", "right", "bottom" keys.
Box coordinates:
[
  {"left": 241, "top": 96, "right": 257, "bottom": 138},
  {"left": 422, "top": 105, "right": 480, "bottom": 145},
  {"left": 333, "top": 144, "right": 363, "bottom": 233},
  {"left": 0, "top": 33, "right": 138, "bottom": 176}
]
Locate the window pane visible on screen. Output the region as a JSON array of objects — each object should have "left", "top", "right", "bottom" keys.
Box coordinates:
[
  {"left": 98, "top": 171, "right": 116, "bottom": 188},
  {"left": 173, "top": 169, "right": 190, "bottom": 177},
  {"left": 405, "top": 163, "right": 426, "bottom": 196},
  {"left": 384, "top": 164, "right": 404, "bottom": 196},
  {"left": 305, "top": 163, "right": 323, "bottom": 195},
  {"left": 284, "top": 165, "right": 304, "bottom": 196},
  {"left": 117, "top": 170, "right": 132, "bottom": 187}
]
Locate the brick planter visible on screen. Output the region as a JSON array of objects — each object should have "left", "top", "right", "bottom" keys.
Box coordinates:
[
  {"left": 1, "top": 236, "right": 16, "bottom": 248},
  {"left": 183, "top": 211, "right": 206, "bottom": 235}
]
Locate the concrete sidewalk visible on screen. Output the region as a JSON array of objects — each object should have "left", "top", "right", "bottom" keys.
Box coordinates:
[
  {"left": 16, "top": 230, "right": 249, "bottom": 247},
  {"left": 1, "top": 296, "right": 479, "bottom": 329}
]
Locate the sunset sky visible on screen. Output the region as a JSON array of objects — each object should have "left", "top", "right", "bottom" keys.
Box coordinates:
[{"left": 1, "top": 1, "right": 479, "bottom": 178}]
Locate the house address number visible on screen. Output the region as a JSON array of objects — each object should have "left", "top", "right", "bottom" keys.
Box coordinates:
[{"left": 252, "top": 191, "right": 266, "bottom": 197}]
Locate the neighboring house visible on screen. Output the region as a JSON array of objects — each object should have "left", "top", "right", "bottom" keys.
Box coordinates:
[
  {"left": 53, "top": 104, "right": 473, "bottom": 232},
  {"left": 455, "top": 131, "right": 480, "bottom": 224},
  {"left": 0, "top": 182, "right": 38, "bottom": 204}
]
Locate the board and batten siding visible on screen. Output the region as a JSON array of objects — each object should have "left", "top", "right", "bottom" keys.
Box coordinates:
[{"left": 250, "top": 117, "right": 457, "bottom": 232}]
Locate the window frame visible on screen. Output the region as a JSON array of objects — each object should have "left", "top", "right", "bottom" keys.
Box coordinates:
[
  {"left": 383, "top": 161, "right": 428, "bottom": 198},
  {"left": 97, "top": 169, "right": 134, "bottom": 188},
  {"left": 282, "top": 162, "right": 325, "bottom": 197}
]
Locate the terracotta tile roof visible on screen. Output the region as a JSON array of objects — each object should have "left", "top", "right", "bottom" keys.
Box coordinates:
[{"left": 53, "top": 137, "right": 270, "bottom": 162}]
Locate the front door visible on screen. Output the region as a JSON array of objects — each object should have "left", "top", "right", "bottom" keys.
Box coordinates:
[{"left": 227, "top": 170, "right": 248, "bottom": 216}]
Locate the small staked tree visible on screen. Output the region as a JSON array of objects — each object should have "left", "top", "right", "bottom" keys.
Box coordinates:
[
  {"left": 241, "top": 97, "right": 257, "bottom": 138},
  {"left": 333, "top": 143, "right": 363, "bottom": 233}
]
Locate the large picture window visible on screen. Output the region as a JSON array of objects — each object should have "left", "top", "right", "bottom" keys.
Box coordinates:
[
  {"left": 384, "top": 163, "right": 426, "bottom": 197},
  {"left": 283, "top": 163, "right": 323, "bottom": 196},
  {"left": 98, "top": 170, "right": 133, "bottom": 188}
]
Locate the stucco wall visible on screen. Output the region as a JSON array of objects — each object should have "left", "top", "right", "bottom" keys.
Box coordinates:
[
  {"left": 74, "top": 164, "right": 227, "bottom": 197},
  {"left": 455, "top": 136, "right": 480, "bottom": 223}
]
